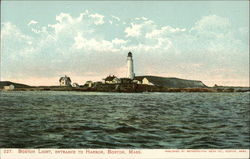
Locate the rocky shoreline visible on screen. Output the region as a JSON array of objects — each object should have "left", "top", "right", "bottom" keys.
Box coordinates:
[{"left": 1, "top": 83, "right": 249, "bottom": 93}]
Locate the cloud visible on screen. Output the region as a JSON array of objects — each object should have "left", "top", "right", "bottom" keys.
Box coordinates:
[
  {"left": 28, "top": 20, "right": 38, "bottom": 26},
  {"left": 111, "top": 15, "right": 120, "bottom": 21},
  {"left": 48, "top": 11, "right": 105, "bottom": 35},
  {"left": 135, "top": 17, "right": 148, "bottom": 21},
  {"left": 2, "top": 22, "right": 31, "bottom": 40},
  {"left": 1, "top": 12, "right": 249, "bottom": 86},
  {"left": 89, "top": 13, "right": 105, "bottom": 25},
  {"left": 72, "top": 32, "right": 118, "bottom": 52},
  {"left": 124, "top": 18, "right": 155, "bottom": 37},
  {"left": 146, "top": 26, "right": 186, "bottom": 39},
  {"left": 190, "top": 15, "right": 231, "bottom": 35},
  {"left": 124, "top": 23, "right": 142, "bottom": 37},
  {"left": 56, "top": 13, "right": 73, "bottom": 23},
  {"left": 112, "top": 38, "right": 127, "bottom": 45}
]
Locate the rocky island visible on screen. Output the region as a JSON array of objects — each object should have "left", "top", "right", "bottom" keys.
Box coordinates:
[{"left": 0, "top": 80, "right": 249, "bottom": 93}]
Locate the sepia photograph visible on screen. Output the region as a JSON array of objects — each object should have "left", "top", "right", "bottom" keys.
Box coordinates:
[{"left": 0, "top": 0, "right": 249, "bottom": 158}]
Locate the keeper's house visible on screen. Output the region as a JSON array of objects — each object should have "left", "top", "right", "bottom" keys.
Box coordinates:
[
  {"left": 59, "top": 75, "right": 72, "bottom": 86},
  {"left": 103, "top": 75, "right": 121, "bottom": 84}
]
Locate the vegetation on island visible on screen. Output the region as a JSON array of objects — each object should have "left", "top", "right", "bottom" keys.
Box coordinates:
[{"left": 0, "top": 81, "right": 249, "bottom": 93}]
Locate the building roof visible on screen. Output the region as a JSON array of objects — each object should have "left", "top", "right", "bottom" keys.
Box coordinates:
[
  {"left": 120, "top": 78, "right": 132, "bottom": 81},
  {"left": 85, "top": 81, "right": 93, "bottom": 83},
  {"left": 135, "top": 76, "right": 207, "bottom": 88},
  {"left": 59, "top": 75, "right": 71, "bottom": 82},
  {"left": 104, "top": 75, "right": 117, "bottom": 81}
]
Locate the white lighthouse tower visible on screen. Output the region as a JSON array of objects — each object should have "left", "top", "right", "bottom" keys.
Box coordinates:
[{"left": 127, "top": 52, "right": 135, "bottom": 79}]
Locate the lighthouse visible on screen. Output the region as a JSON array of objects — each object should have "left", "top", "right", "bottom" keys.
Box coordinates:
[{"left": 127, "top": 52, "right": 135, "bottom": 79}]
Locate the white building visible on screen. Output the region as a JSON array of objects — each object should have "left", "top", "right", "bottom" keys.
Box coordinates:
[
  {"left": 127, "top": 52, "right": 135, "bottom": 79},
  {"left": 142, "top": 78, "right": 154, "bottom": 85},
  {"left": 134, "top": 76, "right": 154, "bottom": 85},
  {"left": 85, "top": 81, "right": 94, "bottom": 87},
  {"left": 4, "top": 84, "right": 15, "bottom": 90},
  {"left": 59, "top": 75, "right": 72, "bottom": 86},
  {"left": 72, "top": 83, "right": 80, "bottom": 88}
]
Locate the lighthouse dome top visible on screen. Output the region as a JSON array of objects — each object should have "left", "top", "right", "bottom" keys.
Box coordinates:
[{"left": 128, "top": 52, "right": 132, "bottom": 57}]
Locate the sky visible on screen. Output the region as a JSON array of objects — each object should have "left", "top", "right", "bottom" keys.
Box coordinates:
[{"left": 0, "top": 0, "right": 249, "bottom": 86}]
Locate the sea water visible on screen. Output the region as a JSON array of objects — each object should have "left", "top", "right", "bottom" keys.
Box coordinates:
[{"left": 0, "top": 91, "right": 249, "bottom": 148}]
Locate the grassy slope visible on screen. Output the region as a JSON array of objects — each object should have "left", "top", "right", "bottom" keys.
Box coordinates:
[{"left": 0, "top": 81, "right": 31, "bottom": 88}]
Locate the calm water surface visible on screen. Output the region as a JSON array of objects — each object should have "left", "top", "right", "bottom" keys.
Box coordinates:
[{"left": 0, "top": 91, "right": 249, "bottom": 148}]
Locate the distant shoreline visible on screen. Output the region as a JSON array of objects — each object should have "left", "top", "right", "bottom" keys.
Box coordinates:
[
  {"left": 1, "top": 81, "right": 249, "bottom": 93},
  {"left": 1, "top": 84, "right": 249, "bottom": 93}
]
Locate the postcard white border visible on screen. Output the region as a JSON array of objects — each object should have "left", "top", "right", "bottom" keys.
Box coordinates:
[{"left": 0, "top": 149, "right": 249, "bottom": 159}]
